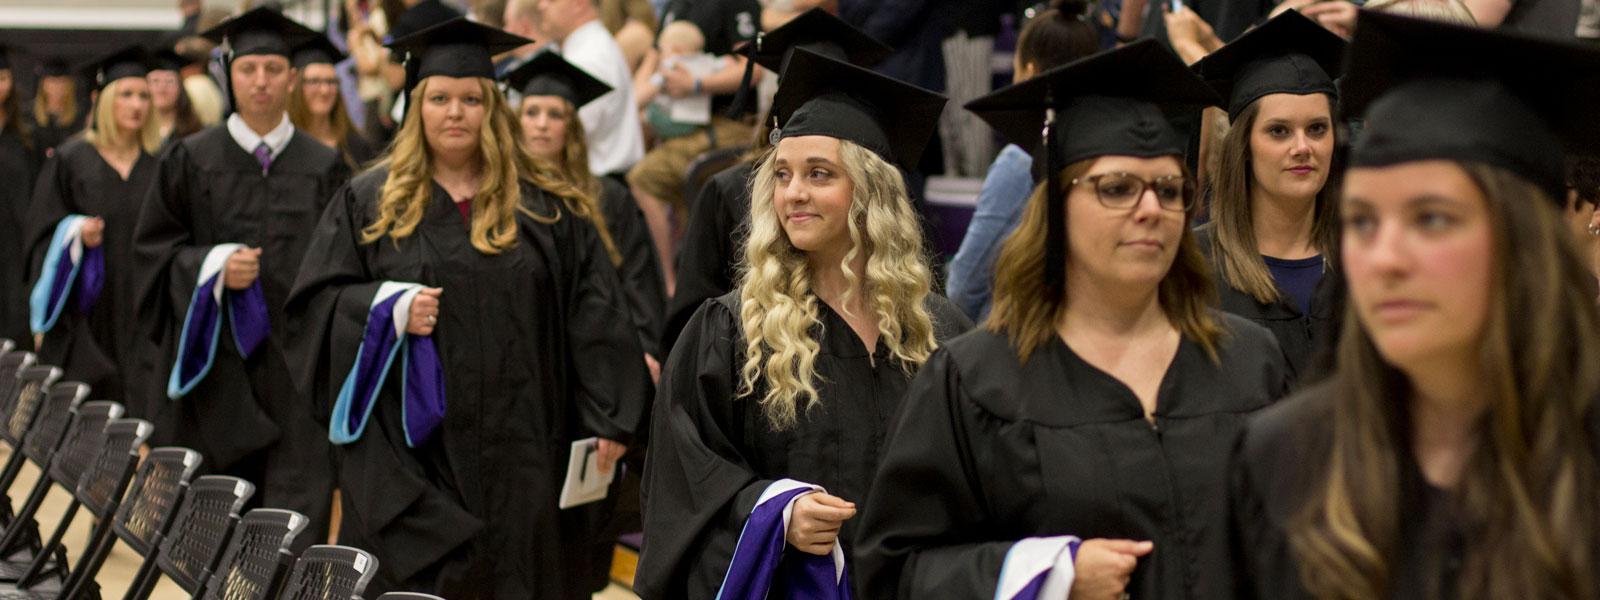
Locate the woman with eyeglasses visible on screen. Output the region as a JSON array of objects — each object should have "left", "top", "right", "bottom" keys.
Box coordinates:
[
  {"left": 854, "top": 41, "right": 1289, "bottom": 600},
  {"left": 287, "top": 36, "right": 377, "bottom": 169}
]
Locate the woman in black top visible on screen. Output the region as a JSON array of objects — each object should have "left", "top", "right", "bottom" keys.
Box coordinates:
[{"left": 1191, "top": 11, "right": 1348, "bottom": 382}]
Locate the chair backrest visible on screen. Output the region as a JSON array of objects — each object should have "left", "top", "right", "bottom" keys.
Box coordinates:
[
  {"left": 375, "top": 594, "right": 447, "bottom": 600},
  {"left": 2, "top": 365, "right": 63, "bottom": 446},
  {"left": 278, "top": 545, "right": 380, "bottom": 600},
  {"left": 156, "top": 475, "right": 255, "bottom": 594},
  {"left": 74, "top": 418, "right": 155, "bottom": 519},
  {"left": 683, "top": 146, "right": 747, "bottom": 209},
  {"left": 21, "top": 381, "right": 90, "bottom": 467},
  {"left": 200, "top": 508, "right": 307, "bottom": 600},
  {"left": 46, "top": 400, "right": 124, "bottom": 490},
  {"left": 0, "top": 350, "right": 36, "bottom": 415},
  {"left": 113, "top": 447, "right": 204, "bottom": 557}
]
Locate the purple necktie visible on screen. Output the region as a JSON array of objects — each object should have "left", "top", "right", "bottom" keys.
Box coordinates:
[{"left": 253, "top": 141, "right": 271, "bottom": 173}]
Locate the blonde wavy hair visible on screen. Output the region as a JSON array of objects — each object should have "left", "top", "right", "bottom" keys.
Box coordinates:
[
  {"left": 362, "top": 77, "right": 594, "bottom": 254},
  {"left": 736, "top": 139, "right": 938, "bottom": 430},
  {"left": 83, "top": 78, "right": 162, "bottom": 154}
]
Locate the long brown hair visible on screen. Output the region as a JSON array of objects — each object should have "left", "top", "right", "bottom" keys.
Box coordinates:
[
  {"left": 986, "top": 158, "right": 1224, "bottom": 362},
  {"left": 362, "top": 77, "right": 593, "bottom": 255},
  {"left": 287, "top": 67, "right": 361, "bottom": 168},
  {"left": 1208, "top": 97, "right": 1341, "bottom": 304},
  {"left": 1289, "top": 162, "right": 1600, "bottom": 600},
  {"left": 522, "top": 95, "right": 620, "bottom": 265}
]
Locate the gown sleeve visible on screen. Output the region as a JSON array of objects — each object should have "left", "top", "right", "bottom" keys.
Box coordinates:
[
  {"left": 558, "top": 195, "right": 652, "bottom": 443},
  {"left": 856, "top": 347, "right": 1073, "bottom": 599},
  {"left": 132, "top": 143, "right": 215, "bottom": 344},
  {"left": 285, "top": 183, "right": 385, "bottom": 425},
  {"left": 602, "top": 178, "right": 666, "bottom": 358},
  {"left": 24, "top": 151, "right": 72, "bottom": 277},
  {"left": 636, "top": 300, "right": 786, "bottom": 599}
]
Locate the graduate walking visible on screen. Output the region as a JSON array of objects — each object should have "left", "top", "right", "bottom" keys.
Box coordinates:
[
  {"left": 132, "top": 6, "right": 348, "bottom": 547},
  {"left": 287, "top": 18, "right": 651, "bottom": 599}
]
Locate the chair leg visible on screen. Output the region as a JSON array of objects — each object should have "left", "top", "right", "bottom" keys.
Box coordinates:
[{"left": 15, "top": 500, "right": 79, "bottom": 588}]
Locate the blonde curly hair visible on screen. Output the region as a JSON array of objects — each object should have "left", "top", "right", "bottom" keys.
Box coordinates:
[
  {"left": 362, "top": 77, "right": 596, "bottom": 253},
  {"left": 736, "top": 139, "right": 938, "bottom": 430}
]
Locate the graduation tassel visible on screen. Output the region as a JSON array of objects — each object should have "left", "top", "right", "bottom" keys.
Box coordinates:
[
  {"left": 724, "top": 33, "right": 761, "bottom": 119},
  {"left": 1043, "top": 101, "right": 1066, "bottom": 304}
]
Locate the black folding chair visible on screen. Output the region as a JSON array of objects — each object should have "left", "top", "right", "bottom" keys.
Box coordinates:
[
  {"left": 2, "top": 400, "right": 126, "bottom": 567},
  {"left": 0, "top": 352, "right": 36, "bottom": 423},
  {"left": 0, "top": 366, "right": 64, "bottom": 521},
  {"left": 197, "top": 509, "right": 307, "bottom": 600},
  {"left": 0, "top": 383, "right": 91, "bottom": 579},
  {"left": 374, "top": 593, "right": 446, "bottom": 600},
  {"left": 58, "top": 447, "right": 202, "bottom": 600},
  {"left": 124, "top": 475, "right": 254, "bottom": 600},
  {"left": 276, "top": 545, "right": 380, "bottom": 600},
  {"left": 0, "top": 418, "right": 153, "bottom": 598}
]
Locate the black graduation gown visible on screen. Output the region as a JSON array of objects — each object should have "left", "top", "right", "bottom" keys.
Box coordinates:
[
  {"left": 636, "top": 291, "right": 975, "bottom": 599},
  {"left": 1221, "top": 382, "right": 1600, "bottom": 599},
  {"left": 25, "top": 139, "right": 158, "bottom": 404},
  {"left": 344, "top": 131, "right": 379, "bottom": 169},
  {"left": 661, "top": 162, "right": 751, "bottom": 360},
  {"left": 1195, "top": 223, "right": 1344, "bottom": 384},
  {"left": 285, "top": 167, "right": 651, "bottom": 599},
  {"left": 600, "top": 176, "right": 666, "bottom": 358},
  {"left": 132, "top": 124, "right": 348, "bottom": 535},
  {"left": 0, "top": 129, "right": 35, "bottom": 346},
  {"left": 26, "top": 112, "right": 84, "bottom": 163},
  {"left": 854, "top": 313, "right": 1291, "bottom": 600}
]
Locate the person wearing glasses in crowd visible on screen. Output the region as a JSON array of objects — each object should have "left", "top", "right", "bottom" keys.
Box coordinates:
[
  {"left": 856, "top": 41, "right": 1290, "bottom": 600},
  {"left": 288, "top": 35, "right": 378, "bottom": 170}
]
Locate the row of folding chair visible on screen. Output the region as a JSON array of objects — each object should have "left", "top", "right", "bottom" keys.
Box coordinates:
[{"left": 0, "top": 340, "right": 444, "bottom": 600}]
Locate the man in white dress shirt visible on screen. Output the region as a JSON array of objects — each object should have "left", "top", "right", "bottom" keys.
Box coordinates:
[{"left": 521, "top": 0, "right": 647, "bottom": 178}]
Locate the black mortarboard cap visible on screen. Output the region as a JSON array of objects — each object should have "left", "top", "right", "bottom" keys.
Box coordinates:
[
  {"left": 0, "top": 44, "right": 11, "bottom": 71},
  {"left": 965, "top": 39, "right": 1220, "bottom": 299},
  {"left": 501, "top": 50, "right": 612, "bottom": 109},
  {"left": 149, "top": 48, "right": 189, "bottom": 72},
  {"left": 727, "top": 8, "right": 892, "bottom": 118},
  {"left": 388, "top": 17, "right": 532, "bottom": 101},
  {"left": 1193, "top": 11, "right": 1344, "bottom": 121},
  {"left": 80, "top": 45, "right": 152, "bottom": 89},
  {"left": 38, "top": 58, "right": 72, "bottom": 78},
  {"left": 202, "top": 6, "right": 320, "bottom": 58},
  {"left": 389, "top": 0, "right": 463, "bottom": 40},
  {"left": 770, "top": 46, "right": 946, "bottom": 169},
  {"left": 1343, "top": 10, "right": 1600, "bottom": 203},
  {"left": 291, "top": 34, "right": 346, "bottom": 68}
]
